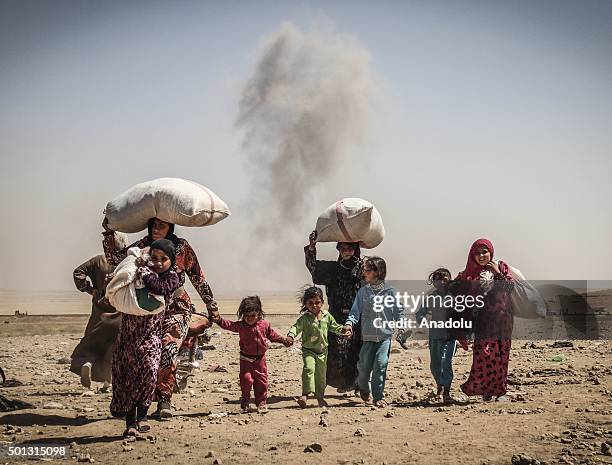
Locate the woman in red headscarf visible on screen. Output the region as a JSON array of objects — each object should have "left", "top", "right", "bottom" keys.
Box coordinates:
[{"left": 455, "top": 238, "right": 514, "bottom": 401}]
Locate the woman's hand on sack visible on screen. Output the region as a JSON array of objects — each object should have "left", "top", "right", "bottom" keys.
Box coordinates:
[
  {"left": 102, "top": 217, "right": 113, "bottom": 232},
  {"left": 308, "top": 230, "right": 317, "bottom": 250}
]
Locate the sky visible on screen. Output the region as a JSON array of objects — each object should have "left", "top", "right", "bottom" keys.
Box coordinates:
[{"left": 1, "top": 0, "right": 611, "bottom": 296}]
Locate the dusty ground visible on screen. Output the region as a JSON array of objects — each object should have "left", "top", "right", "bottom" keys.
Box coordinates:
[{"left": 1, "top": 309, "right": 611, "bottom": 465}]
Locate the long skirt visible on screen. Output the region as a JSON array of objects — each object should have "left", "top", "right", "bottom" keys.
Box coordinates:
[
  {"left": 326, "top": 324, "right": 362, "bottom": 390},
  {"left": 110, "top": 313, "right": 163, "bottom": 417},
  {"left": 460, "top": 339, "right": 511, "bottom": 397}
]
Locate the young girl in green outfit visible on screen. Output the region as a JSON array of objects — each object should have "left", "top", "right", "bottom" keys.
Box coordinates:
[{"left": 286, "top": 287, "right": 349, "bottom": 408}]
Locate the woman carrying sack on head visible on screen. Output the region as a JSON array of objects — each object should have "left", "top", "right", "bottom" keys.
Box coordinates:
[
  {"left": 304, "top": 230, "right": 364, "bottom": 394},
  {"left": 103, "top": 217, "right": 220, "bottom": 418}
]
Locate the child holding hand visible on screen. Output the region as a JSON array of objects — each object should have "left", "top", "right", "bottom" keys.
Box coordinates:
[
  {"left": 287, "top": 286, "right": 349, "bottom": 408},
  {"left": 213, "top": 296, "right": 290, "bottom": 413}
]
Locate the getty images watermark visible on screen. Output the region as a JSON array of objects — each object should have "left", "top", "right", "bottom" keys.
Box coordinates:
[{"left": 371, "top": 292, "right": 483, "bottom": 330}]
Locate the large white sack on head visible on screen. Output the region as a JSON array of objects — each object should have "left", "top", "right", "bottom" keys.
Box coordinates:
[
  {"left": 105, "top": 177, "right": 231, "bottom": 233},
  {"left": 506, "top": 263, "right": 547, "bottom": 319},
  {"left": 315, "top": 198, "right": 385, "bottom": 249},
  {"left": 105, "top": 247, "right": 165, "bottom": 316}
]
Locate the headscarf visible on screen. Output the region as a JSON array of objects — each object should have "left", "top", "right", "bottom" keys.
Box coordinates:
[
  {"left": 147, "top": 218, "right": 180, "bottom": 247},
  {"left": 462, "top": 238, "right": 495, "bottom": 280},
  {"left": 150, "top": 238, "right": 176, "bottom": 266}
]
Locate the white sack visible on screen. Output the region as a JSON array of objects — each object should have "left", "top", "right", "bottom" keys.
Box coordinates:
[
  {"left": 105, "top": 177, "right": 230, "bottom": 233},
  {"left": 315, "top": 198, "right": 385, "bottom": 249}
]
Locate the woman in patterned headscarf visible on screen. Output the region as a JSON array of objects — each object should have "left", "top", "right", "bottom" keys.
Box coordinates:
[
  {"left": 455, "top": 238, "right": 514, "bottom": 401},
  {"left": 304, "top": 230, "right": 364, "bottom": 393},
  {"left": 102, "top": 217, "right": 219, "bottom": 418}
]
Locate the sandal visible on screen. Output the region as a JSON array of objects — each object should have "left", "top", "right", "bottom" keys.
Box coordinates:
[
  {"left": 123, "top": 425, "right": 140, "bottom": 438},
  {"left": 374, "top": 399, "right": 388, "bottom": 408},
  {"left": 137, "top": 419, "right": 151, "bottom": 433},
  {"left": 296, "top": 396, "right": 308, "bottom": 408}
]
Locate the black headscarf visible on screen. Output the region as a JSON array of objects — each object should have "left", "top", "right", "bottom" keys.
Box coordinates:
[
  {"left": 147, "top": 218, "right": 180, "bottom": 247},
  {"left": 336, "top": 242, "right": 361, "bottom": 260},
  {"left": 150, "top": 239, "right": 176, "bottom": 266}
]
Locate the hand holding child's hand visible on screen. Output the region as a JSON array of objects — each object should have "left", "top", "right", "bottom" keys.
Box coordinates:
[
  {"left": 342, "top": 325, "right": 353, "bottom": 337},
  {"left": 284, "top": 336, "right": 293, "bottom": 347}
]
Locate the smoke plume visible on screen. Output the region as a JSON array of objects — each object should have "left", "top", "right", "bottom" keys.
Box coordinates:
[{"left": 236, "top": 21, "right": 377, "bottom": 241}]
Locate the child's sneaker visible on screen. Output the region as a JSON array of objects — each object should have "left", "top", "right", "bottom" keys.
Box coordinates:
[
  {"left": 256, "top": 403, "right": 268, "bottom": 414},
  {"left": 296, "top": 396, "right": 308, "bottom": 408},
  {"left": 359, "top": 389, "right": 371, "bottom": 403},
  {"left": 442, "top": 386, "right": 454, "bottom": 404}
]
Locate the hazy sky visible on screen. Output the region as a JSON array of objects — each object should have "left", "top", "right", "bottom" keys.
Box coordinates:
[{"left": 1, "top": 0, "right": 611, "bottom": 295}]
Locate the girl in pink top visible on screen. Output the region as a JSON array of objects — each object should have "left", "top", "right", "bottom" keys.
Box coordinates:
[{"left": 213, "top": 296, "right": 290, "bottom": 413}]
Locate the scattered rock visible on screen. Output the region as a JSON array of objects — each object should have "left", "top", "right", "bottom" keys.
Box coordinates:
[
  {"left": 304, "top": 443, "right": 323, "bottom": 453},
  {"left": 77, "top": 452, "right": 93, "bottom": 462},
  {"left": 319, "top": 416, "right": 329, "bottom": 427},
  {"left": 56, "top": 357, "right": 71, "bottom": 364},
  {"left": 205, "top": 451, "right": 214, "bottom": 458},
  {"left": 602, "top": 442, "right": 612, "bottom": 456},
  {"left": 43, "top": 401, "right": 64, "bottom": 409},
  {"left": 511, "top": 454, "right": 540, "bottom": 465},
  {"left": 550, "top": 341, "right": 574, "bottom": 349},
  {"left": 354, "top": 428, "right": 367, "bottom": 437}
]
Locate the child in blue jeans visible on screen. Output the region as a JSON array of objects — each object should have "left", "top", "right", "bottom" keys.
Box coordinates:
[
  {"left": 415, "top": 268, "right": 459, "bottom": 404},
  {"left": 344, "top": 256, "right": 405, "bottom": 408}
]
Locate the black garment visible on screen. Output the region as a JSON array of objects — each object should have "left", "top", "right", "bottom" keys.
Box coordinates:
[{"left": 304, "top": 245, "right": 364, "bottom": 390}]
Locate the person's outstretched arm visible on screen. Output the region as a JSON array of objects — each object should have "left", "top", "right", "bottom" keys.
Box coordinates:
[{"left": 182, "top": 240, "right": 219, "bottom": 315}]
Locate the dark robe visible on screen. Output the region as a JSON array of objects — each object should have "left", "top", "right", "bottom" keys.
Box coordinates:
[{"left": 70, "top": 255, "right": 120, "bottom": 382}]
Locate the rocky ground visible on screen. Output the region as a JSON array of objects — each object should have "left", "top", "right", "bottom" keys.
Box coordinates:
[{"left": 0, "top": 314, "right": 611, "bottom": 465}]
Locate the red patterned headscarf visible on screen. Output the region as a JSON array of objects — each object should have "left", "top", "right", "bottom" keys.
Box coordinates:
[{"left": 462, "top": 238, "right": 495, "bottom": 280}]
